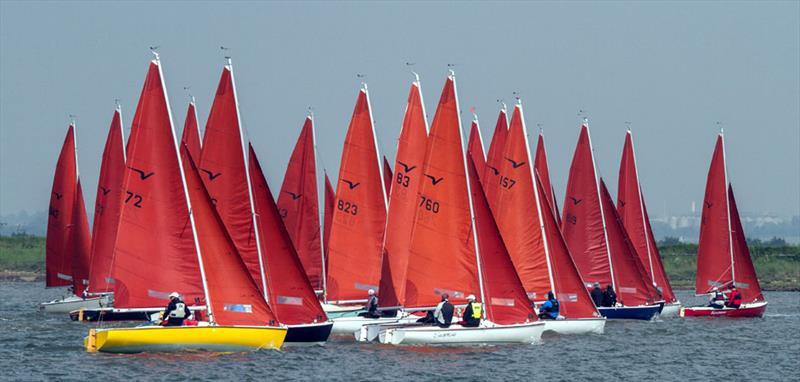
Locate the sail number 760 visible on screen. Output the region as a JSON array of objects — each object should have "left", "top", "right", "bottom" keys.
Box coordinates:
[{"left": 419, "top": 196, "right": 440, "bottom": 213}]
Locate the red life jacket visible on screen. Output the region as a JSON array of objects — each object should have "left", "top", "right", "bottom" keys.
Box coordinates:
[{"left": 728, "top": 289, "right": 742, "bottom": 305}]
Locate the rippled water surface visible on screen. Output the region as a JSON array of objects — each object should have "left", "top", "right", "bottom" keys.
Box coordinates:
[{"left": 2, "top": 282, "right": 798, "bottom": 381}]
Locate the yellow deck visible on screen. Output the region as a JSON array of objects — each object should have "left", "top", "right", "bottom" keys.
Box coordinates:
[{"left": 85, "top": 325, "right": 287, "bottom": 353}]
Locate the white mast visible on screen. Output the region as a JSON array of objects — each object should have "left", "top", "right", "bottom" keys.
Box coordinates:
[
  {"left": 452, "top": 71, "right": 487, "bottom": 317},
  {"left": 517, "top": 100, "right": 557, "bottom": 298},
  {"left": 309, "top": 111, "right": 328, "bottom": 297},
  {"left": 227, "top": 57, "right": 271, "bottom": 303},
  {"left": 628, "top": 129, "right": 656, "bottom": 281},
  {"left": 115, "top": 100, "right": 127, "bottom": 163},
  {"left": 471, "top": 112, "right": 486, "bottom": 161},
  {"left": 584, "top": 119, "right": 617, "bottom": 291},
  {"left": 720, "top": 129, "right": 736, "bottom": 284},
  {"left": 156, "top": 52, "right": 215, "bottom": 323}
]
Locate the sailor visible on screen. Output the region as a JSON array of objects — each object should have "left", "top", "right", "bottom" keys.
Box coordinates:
[
  {"left": 459, "top": 294, "right": 481, "bottom": 327},
  {"left": 725, "top": 284, "right": 743, "bottom": 309},
  {"left": 358, "top": 289, "right": 380, "bottom": 318},
  {"left": 434, "top": 293, "right": 455, "bottom": 328},
  {"left": 602, "top": 285, "right": 617, "bottom": 307},
  {"left": 538, "top": 291, "right": 560, "bottom": 320},
  {"left": 590, "top": 282, "right": 604, "bottom": 307},
  {"left": 162, "top": 292, "right": 191, "bottom": 327},
  {"left": 708, "top": 287, "right": 726, "bottom": 309}
]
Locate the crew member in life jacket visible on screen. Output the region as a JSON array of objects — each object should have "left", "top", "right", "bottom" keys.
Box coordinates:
[
  {"left": 458, "top": 294, "right": 481, "bottom": 327},
  {"left": 725, "top": 284, "right": 743, "bottom": 309},
  {"left": 538, "top": 291, "right": 560, "bottom": 319},
  {"left": 708, "top": 287, "right": 727, "bottom": 309},
  {"left": 602, "top": 285, "right": 617, "bottom": 307},
  {"left": 434, "top": 293, "right": 455, "bottom": 328},
  {"left": 358, "top": 289, "right": 381, "bottom": 318},
  {"left": 590, "top": 282, "right": 604, "bottom": 307},
  {"left": 162, "top": 292, "right": 191, "bottom": 326}
]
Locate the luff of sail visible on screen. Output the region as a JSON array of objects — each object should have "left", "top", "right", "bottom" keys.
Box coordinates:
[
  {"left": 467, "top": 116, "right": 486, "bottom": 170},
  {"left": 326, "top": 85, "right": 388, "bottom": 302},
  {"left": 484, "top": 107, "right": 508, "bottom": 209},
  {"left": 87, "top": 108, "right": 126, "bottom": 293},
  {"left": 323, "top": 172, "right": 334, "bottom": 265},
  {"left": 378, "top": 79, "right": 429, "bottom": 308},
  {"left": 181, "top": 100, "right": 202, "bottom": 161},
  {"left": 404, "top": 74, "right": 480, "bottom": 308},
  {"left": 111, "top": 59, "right": 203, "bottom": 308},
  {"left": 534, "top": 132, "right": 561, "bottom": 227},
  {"left": 617, "top": 131, "right": 677, "bottom": 303},
  {"left": 277, "top": 116, "right": 324, "bottom": 291}
]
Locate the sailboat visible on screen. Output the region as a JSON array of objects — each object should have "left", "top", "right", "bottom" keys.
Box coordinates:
[
  {"left": 681, "top": 131, "right": 767, "bottom": 318},
  {"left": 85, "top": 55, "right": 286, "bottom": 353},
  {"left": 40, "top": 122, "right": 98, "bottom": 313},
  {"left": 277, "top": 116, "right": 325, "bottom": 295},
  {"left": 489, "top": 102, "right": 604, "bottom": 334},
  {"left": 355, "top": 77, "right": 432, "bottom": 341},
  {"left": 617, "top": 130, "right": 681, "bottom": 316},
  {"left": 379, "top": 73, "right": 544, "bottom": 345},
  {"left": 562, "top": 121, "right": 663, "bottom": 320},
  {"left": 325, "top": 83, "right": 389, "bottom": 333}
]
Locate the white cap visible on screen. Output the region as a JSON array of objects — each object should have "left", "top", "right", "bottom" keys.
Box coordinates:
[
  {"left": 466, "top": 294, "right": 476, "bottom": 301},
  {"left": 368, "top": 289, "right": 375, "bottom": 295},
  {"left": 169, "top": 292, "right": 180, "bottom": 299}
]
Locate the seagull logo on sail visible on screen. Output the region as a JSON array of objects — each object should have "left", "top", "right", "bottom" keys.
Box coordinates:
[
  {"left": 504, "top": 157, "right": 526, "bottom": 169},
  {"left": 705, "top": 201, "right": 713, "bottom": 209},
  {"left": 424, "top": 174, "right": 444, "bottom": 186},
  {"left": 201, "top": 169, "right": 222, "bottom": 181},
  {"left": 285, "top": 191, "right": 302, "bottom": 200},
  {"left": 100, "top": 187, "right": 111, "bottom": 195},
  {"left": 397, "top": 161, "right": 417, "bottom": 173},
  {"left": 341, "top": 179, "right": 360, "bottom": 190},
  {"left": 570, "top": 197, "right": 582, "bottom": 205},
  {"left": 129, "top": 167, "right": 155, "bottom": 180},
  {"left": 486, "top": 166, "right": 500, "bottom": 176},
  {"left": 53, "top": 192, "right": 63, "bottom": 200}
]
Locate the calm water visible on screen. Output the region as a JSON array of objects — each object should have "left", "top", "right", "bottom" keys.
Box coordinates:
[{"left": 1, "top": 282, "right": 798, "bottom": 381}]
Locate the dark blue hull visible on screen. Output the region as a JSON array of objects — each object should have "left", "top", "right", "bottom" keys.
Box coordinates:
[
  {"left": 285, "top": 322, "right": 333, "bottom": 343},
  {"left": 597, "top": 303, "right": 663, "bottom": 320}
]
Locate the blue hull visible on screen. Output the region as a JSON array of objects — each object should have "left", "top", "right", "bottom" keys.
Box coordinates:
[{"left": 598, "top": 303, "right": 663, "bottom": 320}]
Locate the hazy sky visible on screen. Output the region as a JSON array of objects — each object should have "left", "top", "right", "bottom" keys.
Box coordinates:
[{"left": 1, "top": 1, "right": 798, "bottom": 218}]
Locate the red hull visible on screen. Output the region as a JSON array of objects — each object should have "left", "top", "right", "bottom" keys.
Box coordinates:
[{"left": 681, "top": 302, "right": 767, "bottom": 318}]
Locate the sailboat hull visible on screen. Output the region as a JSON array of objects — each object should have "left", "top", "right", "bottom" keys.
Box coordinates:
[
  {"left": 541, "top": 318, "right": 606, "bottom": 335},
  {"left": 40, "top": 295, "right": 110, "bottom": 313},
  {"left": 680, "top": 301, "right": 767, "bottom": 318},
  {"left": 321, "top": 303, "right": 364, "bottom": 319},
  {"left": 597, "top": 303, "right": 662, "bottom": 320},
  {"left": 330, "top": 315, "right": 406, "bottom": 336},
  {"left": 69, "top": 305, "right": 207, "bottom": 322},
  {"left": 660, "top": 302, "right": 682, "bottom": 317},
  {"left": 284, "top": 322, "right": 333, "bottom": 344},
  {"left": 379, "top": 321, "right": 545, "bottom": 345},
  {"left": 356, "top": 316, "right": 424, "bottom": 342},
  {"left": 85, "top": 325, "right": 287, "bottom": 353}
]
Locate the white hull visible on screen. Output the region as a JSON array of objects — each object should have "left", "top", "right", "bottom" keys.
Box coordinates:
[
  {"left": 321, "top": 303, "right": 363, "bottom": 318},
  {"left": 330, "top": 315, "right": 405, "bottom": 336},
  {"left": 356, "top": 316, "right": 421, "bottom": 342},
  {"left": 40, "top": 295, "right": 110, "bottom": 313},
  {"left": 379, "top": 321, "right": 545, "bottom": 345},
  {"left": 541, "top": 318, "right": 606, "bottom": 335},
  {"left": 659, "top": 302, "right": 682, "bottom": 318}
]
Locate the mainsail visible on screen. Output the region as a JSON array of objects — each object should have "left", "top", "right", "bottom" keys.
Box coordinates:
[
  {"left": 378, "top": 79, "right": 429, "bottom": 308},
  {"left": 111, "top": 59, "right": 203, "bottom": 308},
  {"left": 617, "top": 131, "right": 677, "bottom": 303},
  {"left": 277, "top": 116, "right": 324, "bottom": 291},
  {"left": 87, "top": 108, "right": 126, "bottom": 293},
  {"left": 534, "top": 132, "right": 561, "bottom": 227},
  {"left": 250, "top": 145, "right": 328, "bottom": 324},
  {"left": 326, "top": 85, "right": 388, "bottom": 302},
  {"left": 484, "top": 106, "right": 509, "bottom": 208}
]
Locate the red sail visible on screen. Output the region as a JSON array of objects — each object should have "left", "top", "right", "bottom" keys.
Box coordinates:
[
  {"left": 182, "top": 146, "right": 276, "bottom": 326},
  {"left": 484, "top": 108, "right": 509, "bottom": 209},
  {"left": 404, "top": 75, "right": 480, "bottom": 308},
  {"left": 181, "top": 101, "right": 202, "bottom": 161},
  {"left": 599, "top": 180, "right": 661, "bottom": 305},
  {"left": 561, "top": 124, "right": 610, "bottom": 288},
  {"left": 383, "top": 156, "right": 393, "bottom": 196},
  {"left": 112, "top": 60, "right": 203, "bottom": 308},
  {"left": 617, "top": 131, "right": 676, "bottom": 302},
  {"left": 534, "top": 172, "right": 600, "bottom": 318},
  {"left": 728, "top": 186, "right": 764, "bottom": 303},
  {"left": 379, "top": 80, "right": 429, "bottom": 308},
  {"left": 696, "top": 135, "right": 733, "bottom": 294},
  {"left": 467, "top": 118, "right": 486, "bottom": 171},
  {"left": 493, "top": 104, "right": 550, "bottom": 301},
  {"left": 87, "top": 109, "right": 126, "bottom": 293},
  {"left": 534, "top": 133, "right": 561, "bottom": 227},
  {"left": 199, "top": 65, "right": 264, "bottom": 292},
  {"left": 70, "top": 180, "right": 92, "bottom": 295},
  {"left": 46, "top": 125, "right": 80, "bottom": 288},
  {"left": 250, "top": 145, "right": 328, "bottom": 324},
  {"left": 277, "top": 117, "right": 323, "bottom": 291},
  {"left": 467, "top": 154, "right": 536, "bottom": 324},
  {"left": 326, "top": 87, "right": 388, "bottom": 302},
  {"left": 323, "top": 172, "right": 334, "bottom": 262}
]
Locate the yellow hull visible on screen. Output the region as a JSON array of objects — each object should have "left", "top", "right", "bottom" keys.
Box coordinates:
[{"left": 85, "top": 325, "right": 287, "bottom": 353}]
